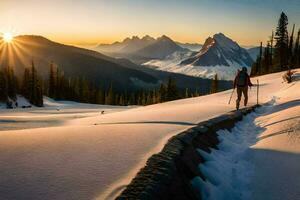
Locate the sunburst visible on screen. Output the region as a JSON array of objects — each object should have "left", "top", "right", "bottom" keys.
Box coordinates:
[{"left": 3, "top": 32, "right": 14, "bottom": 43}]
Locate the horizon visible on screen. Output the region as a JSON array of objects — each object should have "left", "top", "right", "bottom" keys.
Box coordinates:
[{"left": 1, "top": 0, "right": 299, "bottom": 47}]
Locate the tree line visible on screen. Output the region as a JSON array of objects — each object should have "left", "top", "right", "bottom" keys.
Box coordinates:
[
  {"left": 0, "top": 62, "right": 43, "bottom": 107},
  {"left": 0, "top": 62, "right": 220, "bottom": 107},
  {"left": 251, "top": 12, "right": 300, "bottom": 76}
]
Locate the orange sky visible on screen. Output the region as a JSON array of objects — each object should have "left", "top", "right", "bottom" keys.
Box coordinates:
[{"left": 0, "top": 0, "right": 299, "bottom": 46}]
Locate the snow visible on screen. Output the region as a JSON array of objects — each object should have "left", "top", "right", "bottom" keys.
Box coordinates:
[
  {"left": 0, "top": 69, "right": 299, "bottom": 199},
  {"left": 145, "top": 61, "right": 249, "bottom": 80},
  {"left": 191, "top": 70, "right": 300, "bottom": 199},
  {"left": 142, "top": 50, "right": 193, "bottom": 68},
  {"left": 0, "top": 97, "right": 131, "bottom": 131},
  {"left": 143, "top": 53, "right": 251, "bottom": 80},
  {"left": 0, "top": 95, "right": 32, "bottom": 109},
  {"left": 213, "top": 33, "right": 240, "bottom": 51}
]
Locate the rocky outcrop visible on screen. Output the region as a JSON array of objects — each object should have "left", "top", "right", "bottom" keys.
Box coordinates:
[{"left": 116, "top": 106, "right": 258, "bottom": 200}]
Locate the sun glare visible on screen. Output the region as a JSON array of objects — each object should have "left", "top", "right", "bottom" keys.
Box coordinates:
[{"left": 3, "top": 32, "right": 13, "bottom": 43}]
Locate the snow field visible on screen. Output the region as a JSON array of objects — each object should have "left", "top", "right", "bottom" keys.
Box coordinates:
[{"left": 0, "top": 69, "right": 299, "bottom": 199}]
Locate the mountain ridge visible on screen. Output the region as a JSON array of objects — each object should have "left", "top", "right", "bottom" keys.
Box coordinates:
[{"left": 95, "top": 35, "right": 190, "bottom": 64}]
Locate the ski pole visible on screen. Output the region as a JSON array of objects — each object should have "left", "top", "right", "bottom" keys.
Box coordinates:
[
  {"left": 256, "top": 79, "right": 259, "bottom": 105},
  {"left": 228, "top": 88, "right": 235, "bottom": 105}
]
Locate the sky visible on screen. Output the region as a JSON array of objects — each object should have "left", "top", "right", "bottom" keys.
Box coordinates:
[{"left": 0, "top": 0, "right": 299, "bottom": 46}]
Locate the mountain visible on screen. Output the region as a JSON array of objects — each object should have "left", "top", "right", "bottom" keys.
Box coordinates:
[
  {"left": 176, "top": 42, "right": 202, "bottom": 51},
  {"left": 95, "top": 35, "right": 189, "bottom": 64},
  {"left": 132, "top": 35, "right": 187, "bottom": 60},
  {"left": 0, "top": 35, "right": 159, "bottom": 92},
  {"left": 143, "top": 33, "right": 254, "bottom": 80},
  {"left": 96, "top": 35, "right": 156, "bottom": 54},
  {"left": 247, "top": 46, "right": 265, "bottom": 61},
  {"left": 181, "top": 33, "right": 253, "bottom": 67}
]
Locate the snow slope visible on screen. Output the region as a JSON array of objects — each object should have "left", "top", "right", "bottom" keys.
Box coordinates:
[
  {"left": 0, "top": 97, "right": 130, "bottom": 131},
  {"left": 0, "top": 70, "right": 299, "bottom": 200},
  {"left": 145, "top": 60, "right": 249, "bottom": 80},
  {"left": 191, "top": 71, "right": 300, "bottom": 199}
]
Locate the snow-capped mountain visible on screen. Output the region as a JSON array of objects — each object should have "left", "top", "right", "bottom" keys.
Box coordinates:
[
  {"left": 96, "top": 35, "right": 188, "bottom": 64},
  {"left": 143, "top": 33, "right": 254, "bottom": 80},
  {"left": 133, "top": 35, "right": 187, "bottom": 60},
  {"left": 96, "top": 35, "right": 156, "bottom": 54},
  {"left": 181, "top": 33, "right": 253, "bottom": 67}
]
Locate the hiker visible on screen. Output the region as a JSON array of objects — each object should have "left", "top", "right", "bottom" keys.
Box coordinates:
[{"left": 234, "top": 67, "right": 253, "bottom": 110}]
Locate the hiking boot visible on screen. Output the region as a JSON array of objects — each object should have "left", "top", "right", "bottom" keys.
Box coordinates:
[{"left": 236, "top": 100, "right": 240, "bottom": 110}]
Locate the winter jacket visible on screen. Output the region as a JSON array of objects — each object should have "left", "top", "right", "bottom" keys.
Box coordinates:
[{"left": 234, "top": 71, "right": 253, "bottom": 88}]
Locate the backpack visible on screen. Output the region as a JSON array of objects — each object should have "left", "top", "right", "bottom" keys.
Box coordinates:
[{"left": 237, "top": 71, "right": 247, "bottom": 87}]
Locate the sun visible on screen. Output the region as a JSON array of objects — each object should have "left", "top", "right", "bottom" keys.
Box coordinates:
[{"left": 3, "top": 32, "right": 14, "bottom": 43}]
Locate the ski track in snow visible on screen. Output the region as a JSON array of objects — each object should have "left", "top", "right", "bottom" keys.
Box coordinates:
[{"left": 191, "top": 99, "right": 294, "bottom": 200}]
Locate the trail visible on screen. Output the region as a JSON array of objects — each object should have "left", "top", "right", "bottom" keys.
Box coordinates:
[{"left": 192, "top": 98, "right": 300, "bottom": 200}]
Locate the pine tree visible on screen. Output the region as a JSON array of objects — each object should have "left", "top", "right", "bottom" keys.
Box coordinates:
[
  {"left": 159, "top": 83, "right": 167, "bottom": 102},
  {"left": 119, "top": 94, "right": 125, "bottom": 106},
  {"left": 210, "top": 74, "right": 219, "bottom": 93},
  {"left": 251, "top": 42, "right": 263, "bottom": 76},
  {"left": 95, "top": 87, "right": 105, "bottom": 104},
  {"left": 140, "top": 91, "right": 146, "bottom": 105},
  {"left": 27, "top": 61, "right": 43, "bottom": 107},
  {"left": 146, "top": 92, "right": 152, "bottom": 105},
  {"left": 59, "top": 71, "right": 66, "bottom": 99},
  {"left": 0, "top": 70, "right": 7, "bottom": 102},
  {"left": 2, "top": 66, "right": 17, "bottom": 100},
  {"left": 48, "top": 62, "right": 56, "bottom": 98},
  {"left": 262, "top": 42, "right": 271, "bottom": 74},
  {"left": 21, "top": 68, "right": 30, "bottom": 100},
  {"left": 288, "top": 24, "right": 295, "bottom": 65},
  {"left": 274, "top": 12, "right": 289, "bottom": 71},
  {"left": 152, "top": 89, "right": 158, "bottom": 104},
  {"left": 55, "top": 67, "right": 60, "bottom": 99},
  {"left": 166, "top": 77, "right": 179, "bottom": 101},
  {"left": 270, "top": 31, "right": 274, "bottom": 67},
  {"left": 79, "top": 78, "right": 89, "bottom": 103},
  {"left": 293, "top": 29, "right": 300, "bottom": 68},
  {"left": 185, "top": 88, "right": 189, "bottom": 98},
  {"left": 193, "top": 89, "right": 199, "bottom": 97},
  {"left": 105, "top": 83, "right": 114, "bottom": 105},
  {"left": 250, "top": 61, "right": 259, "bottom": 76},
  {"left": 258, "top": 42, "right": 263, "bottom": 74},
  {"left": 36, "top": 78, "right": 43, "bottom": 107},
  {"left": 30, "top": 61, "right": 37, "bottom": 105}
]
